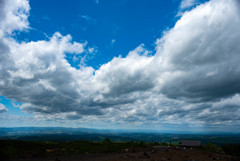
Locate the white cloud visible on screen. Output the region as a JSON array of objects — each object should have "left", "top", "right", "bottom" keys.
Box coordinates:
[
  {"left": 0, "top": 103, "right": 7, "bottom": 113},
  {"left": 80, "top": 15, "right": 96, "bottom": 24},
  {"left": 12, "top": 102, "right": 20, "bottom": 108},
  {"left": 180, "top": 0, "right": 198, "bottom": 10},
  {"left": 0, "top": 0, "right": 240, "bottom": 130},
  {"left": 111, "top": 39, "right": 115, "bottom": 44},
  {"left": 110, "top": 39, "right": 116, "bottom": 47},
  {"left": 156, "top": 0, "right": 240, "bottom": 102},
  {"left": 177, "top": 0, "right": 199, "bottom": 16},
  {"left": 0, "top": 0, "right": 30, "bottom": 36}
]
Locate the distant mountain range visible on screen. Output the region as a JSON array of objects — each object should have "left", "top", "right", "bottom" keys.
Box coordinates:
[
  {"left": 1, "top": 127, "right": 240, "bottom": 135},
  {"left": 0, "top": 127, "right": 103, "bottom": 136},
  {"left": 0, "top": 127, "right": 240, "bottom": 145}
]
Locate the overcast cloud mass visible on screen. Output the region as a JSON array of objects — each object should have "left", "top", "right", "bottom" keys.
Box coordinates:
[{"left": 0, "top": 0, "right": 240, "bottom": 131}]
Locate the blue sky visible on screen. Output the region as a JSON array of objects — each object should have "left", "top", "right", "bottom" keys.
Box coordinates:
[
  {"left": 19, "top": 0, "right": 180, "bottom": 69},
  {"left": 0, "top": 0, "right": 240, "bottom": 133}
]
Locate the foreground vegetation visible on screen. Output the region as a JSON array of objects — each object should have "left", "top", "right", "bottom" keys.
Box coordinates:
[{"left": 1, "top": 139, "right": 240, "bottom": 159}]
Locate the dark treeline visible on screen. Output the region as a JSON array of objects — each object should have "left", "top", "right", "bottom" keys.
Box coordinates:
[{"left": 1, "top": 139, "right": 240, "bottom": 159}]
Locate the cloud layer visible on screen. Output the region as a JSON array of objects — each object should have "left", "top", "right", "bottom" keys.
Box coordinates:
[{"left": 0, "top": 0, "right": 240, "bottom": 130}]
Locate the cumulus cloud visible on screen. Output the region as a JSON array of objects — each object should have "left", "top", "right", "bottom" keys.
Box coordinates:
[
  {"left": 156, "top": 0, "right": 240, "bottom": 102},
  {"left": 0, "top": 0, "right": 30, "bottom": 36},
  {"left": 0, "top": 103, "right": 7, "bottom": 113},
  {"left": 0, "top": 0, "right": 240, "bottom": 130}
]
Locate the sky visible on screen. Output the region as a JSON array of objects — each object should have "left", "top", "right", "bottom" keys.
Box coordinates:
[{"left": 0, "top": 0, "right": 240, "bottom": 133}]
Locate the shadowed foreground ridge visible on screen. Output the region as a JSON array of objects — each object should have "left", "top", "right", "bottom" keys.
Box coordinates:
[{"left": 1, "top": 139, "right": 240, "bottom": 161}]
